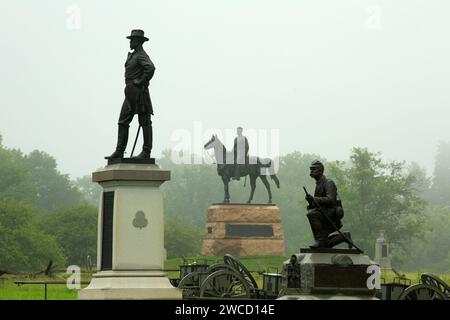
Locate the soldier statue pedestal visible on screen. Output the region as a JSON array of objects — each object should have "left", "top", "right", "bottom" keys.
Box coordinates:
[
  {"left": 78, "top": 160, "right": 182, "bottom": 300},
  {"left": 277, "top": 248, "right": 379, "bottom": 300}
]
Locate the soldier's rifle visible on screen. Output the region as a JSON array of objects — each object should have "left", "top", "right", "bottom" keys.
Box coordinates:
[{"left": 303, "top": 186, "right": 363, "bottom": 253}]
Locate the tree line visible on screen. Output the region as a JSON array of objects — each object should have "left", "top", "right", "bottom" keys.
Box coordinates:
[{"left": 1, "top": 133, "right": 449, "bottom": 273}]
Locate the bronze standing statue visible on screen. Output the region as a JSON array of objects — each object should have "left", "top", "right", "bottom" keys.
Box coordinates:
[
  {"left": 106, "top": 29, "right": 155, "bottom": 159},
  {"left": 304, "top": 160, "right": 358, "bottom": 250}
]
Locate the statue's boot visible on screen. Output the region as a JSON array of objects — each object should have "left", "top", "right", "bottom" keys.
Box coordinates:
[
  {"left": 105, "top": 125, "right": 128, "bottom": 159},
  {"left": 309, "top": 240, "right": 326, "bottom": 249},
  {"left": 307, "top": 214, "right": 328, "bottom": 248},
  {"left": 326, "top": 232, "right": 352, "bottom": 248},
  {"left": 133, "top": 125, "right": 152, "bottom": 159},
  {"left": 343, "top": 231, "right": 353, "bottom": 248}
]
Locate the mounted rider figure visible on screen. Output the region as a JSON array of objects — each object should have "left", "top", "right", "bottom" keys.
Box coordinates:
[{"left": 232, "top": 126, "right": 249, "bottom": 180}]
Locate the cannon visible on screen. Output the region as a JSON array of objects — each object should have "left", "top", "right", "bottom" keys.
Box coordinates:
[
  {"left": 168, "top": 258, "right": 214, "bottom": 289},
  {"left": 378, "top": 276, "right": 411, "bottom": 300},
  {"left": 397, "top": 273, "right": 450, "bottom": 300},
  {"left": 176, "top": 254, "right": 282, "bottom": 299}
]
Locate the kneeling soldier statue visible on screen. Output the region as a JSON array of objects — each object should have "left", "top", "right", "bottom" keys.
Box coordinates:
[
  {"left": 106, "top": 29, "right": 155, "bottom": 159},
  {"left": 304, "top": 160, "right": 351, "bottom": 249}
]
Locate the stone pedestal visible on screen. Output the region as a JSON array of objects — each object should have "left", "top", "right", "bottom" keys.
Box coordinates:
[
  {"left": 277, "top": 248, "right": 379, "bottom": 300},
  {"left": 78, "top": 161, "right": 182, "bottom": 300},
  {"left": 201, "top": 204, "right": 285, "bottom": 256}
]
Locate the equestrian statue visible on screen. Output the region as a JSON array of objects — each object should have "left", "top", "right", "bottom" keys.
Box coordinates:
[{"left": 204, "top": 133, "right": 280, "bottom": 204}]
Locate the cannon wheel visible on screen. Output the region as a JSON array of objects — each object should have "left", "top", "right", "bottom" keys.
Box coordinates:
[
  {"left": 223, "top": 254, "right": 258, "bottom": 289},
  {"left": 178, "top": 271, "right": 201, "bottom": 298},
  {"left": 397, "top": 283, "right": 447, "bottom": 300},
  {"left": 206, "top": 263, "right": 232, "bottom": 274},
  {"left": 421, "top": 273, "right": 450, "bottom": 297},
  {"left": 200, "top": 269, "right": 251, "bottom": 299}
]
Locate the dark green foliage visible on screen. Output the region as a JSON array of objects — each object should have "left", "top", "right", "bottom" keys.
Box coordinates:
[
  {"left": 327, "top": 148, "right": 427, "bottom": 259},
  {"left": 164, "top": 218, "right": 203, "bottom": 259},
  {"left": 39, "top": 204, "right": 98, "bottom": 267},
  {"left": 0, "top": 199, "right": 66, "bottom": 272},
  {"left": 0, "top": 137, "right": 84, "bottom": 272}
]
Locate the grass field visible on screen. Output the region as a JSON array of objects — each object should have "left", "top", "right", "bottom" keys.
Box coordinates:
[
  {"left": 1, "top": 256, "right": 449, "bottom": 300},
  {"left": 0, "top": 271, "right": 94, "bottom": 300}
]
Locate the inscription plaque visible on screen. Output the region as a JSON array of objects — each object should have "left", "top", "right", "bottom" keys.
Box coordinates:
[{"left": 225, "top": 224, "right": 273, "bottom": 238}]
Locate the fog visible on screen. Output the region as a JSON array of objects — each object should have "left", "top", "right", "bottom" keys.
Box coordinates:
[{"left": 1, "top": 0, "right": 449, "bottom": 178}]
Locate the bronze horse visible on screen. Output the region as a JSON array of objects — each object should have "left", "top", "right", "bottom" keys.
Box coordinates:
[{"left": 204, "top": 135, "right": 280, "bottom": 203}]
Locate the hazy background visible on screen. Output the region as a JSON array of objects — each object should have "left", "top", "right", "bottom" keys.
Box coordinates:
[{"left": 1, "top": 0, "right": 449, "bottom": 178}]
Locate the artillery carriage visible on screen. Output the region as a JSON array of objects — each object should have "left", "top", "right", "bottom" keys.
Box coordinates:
[
  {"left": 376, "top": 271, "right": 450, "bottom": 300},
  {"left": 395, "top": 273, "right": 450, "bottom": 300},
  {"left": 174, "top": 254, "right": 282, "bottom": 299}
]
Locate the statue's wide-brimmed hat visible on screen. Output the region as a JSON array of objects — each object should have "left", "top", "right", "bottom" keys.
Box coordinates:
[{"left": 126, "top": 29, "right": 149, "bottom": 42}]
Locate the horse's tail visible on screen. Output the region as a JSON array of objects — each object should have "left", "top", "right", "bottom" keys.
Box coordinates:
[{"left": 270, "top": 175, "right": 280, "bottom": 188}]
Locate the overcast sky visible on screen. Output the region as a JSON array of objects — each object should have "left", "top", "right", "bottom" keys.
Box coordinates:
[{"left": 0, "top": 0, "right": 449, "bottom": 178}]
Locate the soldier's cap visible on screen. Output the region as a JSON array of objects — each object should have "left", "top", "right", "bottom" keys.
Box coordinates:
[
  {"left": 126, "top": 29, "right": 149, "bottom": 42},
  {"left": 310, "top": 160, "right": 324, "bottom": 171}
]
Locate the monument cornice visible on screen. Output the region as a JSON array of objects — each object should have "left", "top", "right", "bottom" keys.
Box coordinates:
[{"left": 92, "top": 163, "right": 170, "bottom": 182}]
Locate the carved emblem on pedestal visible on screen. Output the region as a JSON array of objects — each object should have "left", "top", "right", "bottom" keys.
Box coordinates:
[{"left": 133, "top": 211, "right": 148, "bottom": 229}]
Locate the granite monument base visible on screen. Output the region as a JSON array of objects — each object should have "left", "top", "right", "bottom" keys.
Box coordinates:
[
  {"left": 201, "top": 204, "right": 285, "bottom": 256},
  {"left": 78, "top": 271, "right": 181, "bottom": 300}
]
